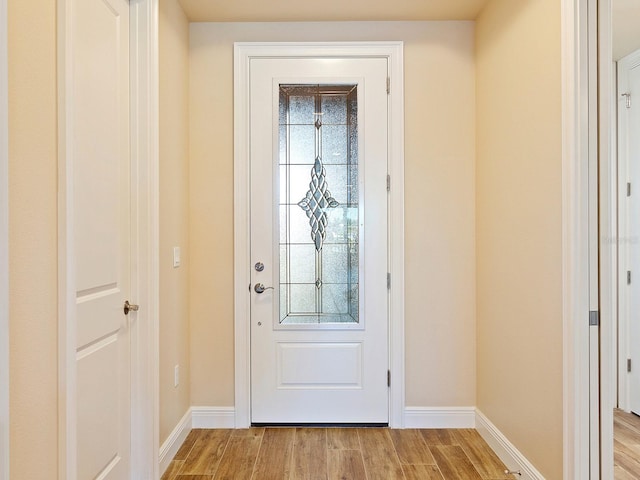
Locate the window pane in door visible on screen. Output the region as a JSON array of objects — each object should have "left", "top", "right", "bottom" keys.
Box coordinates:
[{"left": 278, "top": 84, "right": 359, "bottom": 325}]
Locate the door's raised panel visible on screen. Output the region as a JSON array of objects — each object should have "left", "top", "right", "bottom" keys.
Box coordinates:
[
  {"left": 76, "top": 287, "right": 122, "bottom": 349},
  {"left": 74, "top": 0, "right": 129, "bottom": 293},
  {"left": 77, "top": 338, "right": 125, "bottom": 480},
  {"left": 277, "top": 342, "right": 362, "bottom": 388}
]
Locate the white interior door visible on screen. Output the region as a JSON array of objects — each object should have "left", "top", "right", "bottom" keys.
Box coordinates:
[
  {"left": 72, "top": 0, "right": 132, "bottom": 477},
  {"left": 249, "top": 57, "right": 389, "bottom": 424},
  {"left": 619, "top": 49, "right": 640, "bottom": 415}
]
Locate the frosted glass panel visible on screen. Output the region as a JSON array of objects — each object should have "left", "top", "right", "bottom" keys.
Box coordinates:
[
  {"left": 322, "top": 125, "right": 348, "bottom": 164},
  {"left": 278, "top": 84, "right": 359, "bottom": 325},
  {"left": 321, "top": 95, "right": 347, "bottom": 124},
  {"left": 288, "top": 95, "right": 315, "bottom": 124},
  {"left": 288, "top": 126, "right": 316, "bottom": 164},
  {"left": 289, "top": 244, "right": 316, "bottom": 283}
]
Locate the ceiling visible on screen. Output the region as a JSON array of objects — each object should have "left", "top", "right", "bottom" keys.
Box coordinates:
[{"left": 178, "top": 0, "right": 491, "bottom": 22}]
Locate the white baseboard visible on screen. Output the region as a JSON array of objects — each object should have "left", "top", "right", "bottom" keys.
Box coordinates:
[
  {"left": 159, "top": 409, "right": 192, "bottom": 476},
  {"left": 475, "top": 410, "right": 545, "bottom": 480},
  {"left": 403, "top": 407, "right": 476, "bottom": 428},
  {"left": 191, "top": 406, "right": 236, "bottom": 428}
]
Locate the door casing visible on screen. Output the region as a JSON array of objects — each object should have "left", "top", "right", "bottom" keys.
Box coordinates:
[
  {"left": 57, "top": 1, "right": 160, "bottom": 479},
  {"left": 233, "top": 42, "right": 405, "bottom": 428}
]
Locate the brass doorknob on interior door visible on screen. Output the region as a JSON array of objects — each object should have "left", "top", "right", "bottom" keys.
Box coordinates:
[
  {"left": 254, "top": 283, "right": 274, "bottom": 294},
  {"left": 124, "top": 300, "right": 139, "bottom": 315}
]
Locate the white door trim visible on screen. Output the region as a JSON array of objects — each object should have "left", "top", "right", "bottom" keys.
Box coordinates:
[
  {"left": 57, "top": 1, "right": 160, "bottom": 478},
  {"left": 0, "top": 0, "right": 9, "bottom": 477},
  {"left": 562, "top": 0, "right": 592, "bottom": 477},
  {"left": 233, "top": 42, "right": 405, "bottom": 428},
  {"left": 598, "top": 0, "right": 615, "bottom": 476}
]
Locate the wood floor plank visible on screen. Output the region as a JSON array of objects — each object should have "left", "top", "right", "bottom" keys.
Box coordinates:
[
  {"left": 357, "top": 429, "right": 404, "bottom": 480},
  {"left": 291, "top": 428, "right": 328, "bottom": 480},
  {"left": 252, "top": 428, "right": 296, "bottom": 479},
  {"left": 327, "top": 428, "right": 360, "bottom": 450},
  {"left": 615, "top": 438, "right": 640, "bottom": 475},
  {"left": 232, "top": 427, "right": 265, "bottom": 439},
  {"left": 615, "top": 409, "right": 640, "bottom": 478},
  {"left": 615, "top": 409, "right": 640, "bottom": 436},
  {"left": 402, "top": 464, "right": 445, "bottom": 480},
  {"left": 452, "top": 429, "right": 511, "bottom": 479},
  {"left": 174, "top": 476, "right": 213, "bottom": 480},
  {"left": 174, "top": 429, "right": 203, "bottom": 460},
  {"left": 430, "top": 445, "right": 483, "bottom": 480},
  {"left": 614, "top": 421, "right": 640, "bottom": 447},
  {"left": 327, "top": 450, "right": 367, "bottom": 480},
  {"left": 389, "top": 429, "right": 435, "bottom": 465},
  {"left": 161, "top": 460, "right": 184, "bottom": 480},
  {"left": 213, "top": 434, "right": 262, "bottom": 480},
  {"left": 180, "top": 429, "right": 232, "bottom": 475},
  {"left": 615, "top": 465, "right": 639, "bottom": 480},
  {"left": 421, "top": 429, "right": 458, "bottom": 446}
]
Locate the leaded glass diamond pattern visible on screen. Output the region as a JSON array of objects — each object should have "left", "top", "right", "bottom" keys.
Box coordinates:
[
  {"left": 279, "top": 84, "right": 359, "bottom": 325},
  {"left": 297, "top": 157, "right": 339, "bottom": 251}
]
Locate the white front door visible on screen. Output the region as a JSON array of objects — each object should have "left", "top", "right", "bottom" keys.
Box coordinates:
[
  {"left": 72, "top": 0, "right": 132, "bottom": 477},
  {"left": 620, "top": 49, "right": 640, "bottom": 415},
  {"left": 249, "top": 57, "right": 389, "bottom": 424}
]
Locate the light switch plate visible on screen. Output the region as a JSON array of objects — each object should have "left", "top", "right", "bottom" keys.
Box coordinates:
[{"left": 173, "top": 247, "right": 181, "bottom": 268}]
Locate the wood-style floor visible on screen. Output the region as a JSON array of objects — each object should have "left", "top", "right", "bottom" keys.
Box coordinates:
[
  {"left": 615, "top": 409, "right": 640, "bottom": 479},
  {"left": 161, "top": 428, "right": 513, "bottom": 480}
]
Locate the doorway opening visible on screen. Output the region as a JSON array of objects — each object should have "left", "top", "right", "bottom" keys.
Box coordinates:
[{"left": 233, "top": 42, "right": 405, "bottom": 428}]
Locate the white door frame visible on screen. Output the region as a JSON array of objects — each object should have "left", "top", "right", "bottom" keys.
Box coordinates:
[
  {"left": 57, "top": 1, "right": 159, "bottom": 479},
  {"left": 234, "top": 42, "right": 405, "bottom": 428},
  {"left": 598, "top": 0, "right": 616, "bottom": 476},
  {"left": 0, "top": 0, "right": 9, "bottom": 478},
  {"left": 562, "top": 0, "right": 594, "bottom": 477}
]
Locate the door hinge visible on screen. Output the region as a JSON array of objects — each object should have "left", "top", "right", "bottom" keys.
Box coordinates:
[
  {"left": 628, "top": 270, "right": 632, "bottom": 285},
  {"left": 386, "top": 77, "right": 390, "bottom": 95},
  {"left": 628, "top": 182, "right": 632, "bottom": 197},
  {"left": 387, "top": 174, "right": 391, "bottom": 192},
  {"left": 589, "top": 310, "right": 599, "bottom": 326},
  {"left": 387, "top": 273, "right": 391, "bottom": 290},
  {"left": 387, "top": 370, "right": 391, "bottom": 387},
  {"left": 628, "top": 358, "right": 632, "bottom": 373},
  {"left": 622, "top": 92, "right": 632, "bottom": 108}
]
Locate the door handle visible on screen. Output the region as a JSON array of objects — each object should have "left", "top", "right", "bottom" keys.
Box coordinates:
[
  {"left": 124, "top": 300, "right": 140, "bottom": 315},
  {"left": 254, "top": 283, "right": 274, "bottom": 294}
]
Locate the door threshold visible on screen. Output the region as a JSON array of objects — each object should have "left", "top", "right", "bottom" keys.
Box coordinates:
[{"left": 251, "top": 423, "right": 389, "bottom": 428}]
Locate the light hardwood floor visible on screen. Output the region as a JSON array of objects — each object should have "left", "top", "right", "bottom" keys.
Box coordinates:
[
  {"left": 615, "top": 409, "right": 640, "bottom": 479},
  {"left": 161, "top": 428, "right": 513, "bottom": 480}
]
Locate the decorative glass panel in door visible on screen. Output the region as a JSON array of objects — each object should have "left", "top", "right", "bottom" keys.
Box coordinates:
[{"left": 278, "top": 85, "right": 360, "bottom": 325}]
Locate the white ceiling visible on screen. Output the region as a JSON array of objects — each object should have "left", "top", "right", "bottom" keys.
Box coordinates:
[{"left": 178, "top": 0, "right": 491, "bottom": 22}]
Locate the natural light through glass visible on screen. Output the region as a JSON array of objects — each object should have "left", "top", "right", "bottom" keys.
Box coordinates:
[{"left": 278, "top": 84, "right": 359, "bottom": 325}]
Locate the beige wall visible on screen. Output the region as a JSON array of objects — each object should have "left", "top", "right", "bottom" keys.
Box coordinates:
[
  {"left": 476, "top": 0, "right": 563, "bottom": 478},
  {"left": 189, "top": 21, "right": 477, "bottom": 407},
  {"left": 159, "top": 0, "right": 191, "bottom": 444},
  {"left": 8, "top": 0, "right": 59, "bottom": 477}
]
